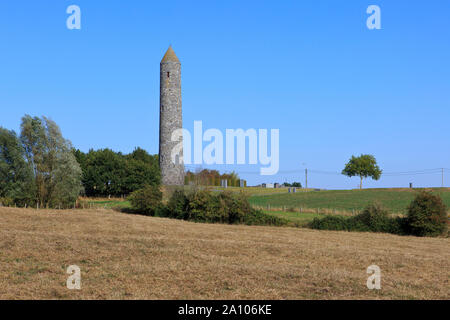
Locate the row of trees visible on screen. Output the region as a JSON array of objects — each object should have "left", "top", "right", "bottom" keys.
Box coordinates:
[
  {"left": 74, "top": 147, "right": 160, "bottom": 197},
  {"left": 184, "top": 169, "right": 246, "bottom": 187},
  {"left": 0, "top": 115, "right": 82, "bottom": 208},
  {"left": 283, "top": 182, "right": 302, "bottom": 188},
  {"left": 0, "top": 115, "right": 161, "bottom": 207},
  {"left": 1, "top": 115, "right": 253, "bottom": 207}
]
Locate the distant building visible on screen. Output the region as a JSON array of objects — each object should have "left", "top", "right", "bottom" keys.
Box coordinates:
[
  {"left": 221, "top": 179, "right": 228, "bottom": 188},
  {"left": 262, "top": 183, "right": 274, "bottom": 188}
]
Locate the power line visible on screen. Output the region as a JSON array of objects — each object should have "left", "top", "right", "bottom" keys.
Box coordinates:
[
  {"left": 184, "top": 165, "right": 448, "bottom": 188},
  {"left": 309, "top": 170, "right": 342, "bottom": 175},
  {"left": 184, "top": 165, "right": 449, "bottom": 177}
]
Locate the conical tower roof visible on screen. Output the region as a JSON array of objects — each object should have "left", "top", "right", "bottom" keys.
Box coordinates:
[{"left": 161, "top": 46, "right": 180, "bottom": 63}]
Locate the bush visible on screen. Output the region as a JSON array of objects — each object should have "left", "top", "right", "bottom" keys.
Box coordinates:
[
  {"left": 355, "top": 202, "right": 387, "bottom": 225},
  {"left": 242, "top": 209, "right": 288, "bottom": 226},
  {"left": 390, "top": 217, "right": 410, "bottom": 235},
  {"left": 309, "top": 215, "right": 368, "bottom": 232},
  {"left": 164, "top": 189, "right": 288, "bottom": 226},
  {"left": 128, "top": 185, "right": 163, "bottom": 216},
  {"left": 353, "top": 202, "right": 403, "bottom": 233},
  {"left": 166, "top": 189, "right": 189, "bottom": 220},
  {"left": 0, "top": 197, "right": 15, "bottom": 207},
  {"left": 218, "top": 191, "right": 253, "bottom": 224},
  {"left": 184, "top": 189, "right": 217, "bottom": 222},
  {"left": 309, "top": 202, "right": 408, "bottom": 235},
  {"left": 407, "top": 191, "right": 448, "bottom": 237}
]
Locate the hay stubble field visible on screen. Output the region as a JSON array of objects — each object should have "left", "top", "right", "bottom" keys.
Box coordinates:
[{"left": 0, "top": 207, "right": 448, "bottom": 299}]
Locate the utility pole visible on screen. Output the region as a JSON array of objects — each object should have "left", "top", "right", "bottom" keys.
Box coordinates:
[
  {"left": 305, "top": 168, "right": 308, "bottom": 190},
  {"left": 442, "top": 168, "right": 444, "bottom": 188}
]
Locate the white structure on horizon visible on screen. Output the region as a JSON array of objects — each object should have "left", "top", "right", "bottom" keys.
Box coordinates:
[{"left": 262, "top": 183, "right": 274, "bottom": 188}]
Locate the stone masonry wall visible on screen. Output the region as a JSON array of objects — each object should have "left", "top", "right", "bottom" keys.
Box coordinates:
[{"left": 159, "top": 60, "right": 185, "bottom": 185}]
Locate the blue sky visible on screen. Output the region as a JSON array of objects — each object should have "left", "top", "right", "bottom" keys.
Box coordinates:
[{"left": 0, "top": 0, "right": 449, "bottom": 188}]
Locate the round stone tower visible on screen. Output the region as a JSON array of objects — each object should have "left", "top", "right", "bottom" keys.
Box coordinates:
[{"left": 159, "top": 46, "right": 185, "bottom": 185}]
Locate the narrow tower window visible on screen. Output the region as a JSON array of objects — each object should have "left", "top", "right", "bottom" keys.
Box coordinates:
[{"left": 167, "top": 72, "right": 170, "bottom": 78}]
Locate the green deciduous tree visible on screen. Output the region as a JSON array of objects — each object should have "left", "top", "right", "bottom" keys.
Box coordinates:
[
  {"left": 20, "top": 115, "right": 83, "bottom": 207},
  {"left": 124, "top": 147, "right": 160, "bottom": 193},
  {"left": 75, "top": 147, "right": 160, "bottom": 197},
  {"left": 342, "top": 154, "right": 382, "bottom": 189},
  {"left": 284, "top": 182, "right": 302, "bottom": 188},
  {"left": 79, "top": 148, "right": 125, "bottom": 197},
  {"left": 0, "top": 128, "right": 35, "bottom": 205}
]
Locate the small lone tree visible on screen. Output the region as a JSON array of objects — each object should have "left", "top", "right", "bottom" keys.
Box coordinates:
[{"left": 342, "top": 154, "right": 382, "bottom": 189}]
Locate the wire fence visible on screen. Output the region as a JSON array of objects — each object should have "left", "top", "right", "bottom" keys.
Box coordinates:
[{"left": 251, "top": 204, "right": 408, "bottom": 217}]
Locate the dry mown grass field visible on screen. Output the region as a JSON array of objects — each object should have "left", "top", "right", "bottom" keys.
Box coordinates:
[{"left": 0, "top": 207, "right": 448, "bottom": 300}]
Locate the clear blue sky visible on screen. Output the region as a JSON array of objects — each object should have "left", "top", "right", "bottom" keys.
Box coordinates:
[{"left": 1, "top": 0, "right": 449, "bottom": 188}]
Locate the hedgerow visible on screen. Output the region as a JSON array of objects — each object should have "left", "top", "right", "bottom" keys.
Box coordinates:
[
  {"left": 130, "top": 188, "right": 288, "bottom": 227},
  {"left": 309, "top": 193, "right": 448, "bottom": 237}
]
